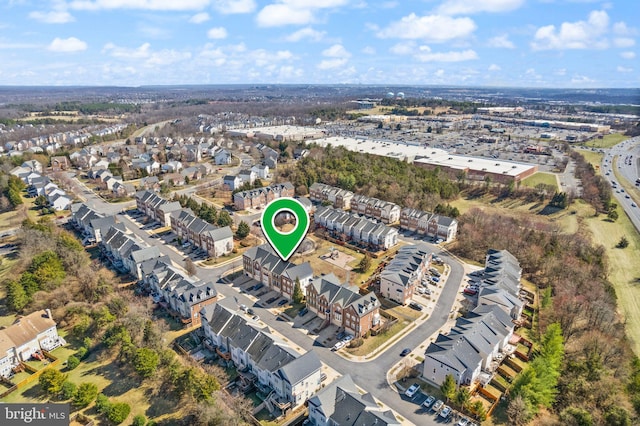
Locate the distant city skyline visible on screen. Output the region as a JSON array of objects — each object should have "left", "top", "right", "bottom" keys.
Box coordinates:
[{"left": 0, "top": 0, "right": 637, "bottom": 88}]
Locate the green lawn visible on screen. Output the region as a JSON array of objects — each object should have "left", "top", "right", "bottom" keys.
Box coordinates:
[
  {"left": 344, "top": 321, "right": 407, "bottom": 357},
  {"left": 583, "top": 133, "right": 629, "bottom": 149},
  {"left": 520, "top": 172, "right": 558, "bottom": 190}
]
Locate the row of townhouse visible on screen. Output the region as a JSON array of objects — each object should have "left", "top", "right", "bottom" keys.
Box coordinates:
[
  {"left": 314, "top": 206, "right": 399, "bottom": 251},
  {"left": 135, "top": 190, "right": 182, "bottom": 226},
  {"left": 201, "top": 304, "right": 322, "bottom": 414},
  {"left": 10, "top": 164, "right": 72, "bottom": 211},
  {"left": 98, "top": 221, "right": 217, "bottom": 325},
  {"left": 0, "top": 309, "right": 64, "bottom": 378},
  {"left": 306, "top": 273, "right": 381, "bottom": 338},
  {"left": 308, "top": 182, "right": 354, "bottom": 210},
  {"left": 308, "top": 375, "right": 400, "bottom": 426},
  {"left": 242, "top": 245, "right": 313, "bottom": 299},
  {"left": 170, "top": 209, "right": 234, "bottom": 258},
  {"left": 70, "top": 203, "right": 116, "bottom": 244},
  {"left": 350, "top": 194, "right": 401, "bottom": 224},
  {"left": 380, "top": 244, "right": 432, "bottom": 305},
  {"left": 233, "top": 182, "right": 295, "bottom": 211},
  {"left": 422, "top": 249, "right": 524, "bottom": 387},
  {"left": 141, "top": 259, "right": 217, "bottom": 326},
  {"left": 400, "top": 208, "right": 458, "bottom": 242},
  {"left": 477, "top": 249, "right": 524, "bottom": 320},
  {"left": 423, "top": 304, "right": 515, "bottom": 387}
]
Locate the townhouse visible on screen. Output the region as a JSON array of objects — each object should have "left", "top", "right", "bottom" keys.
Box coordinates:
[
  {"left": 400, "top": 208, "right": 458, "bottom": 242},
  {"left": 233, "top": 182, "right": 294, "bottom": 211},
  {"left": 143, "top": 261, "right": 217, "bottom": 326},
  {"left": 314, "top": 206, "right": 398, "bottom": 251},
  {"left": 201, "top": 304, "right": 322, "bottom": 414},
  {"left": 70, "top": 203, "right": 116, "bottom": 243},
  {"left": 243, "top": 244, "right": 313, "bottom": 300},
  {"left": 169, "top": 209, "right": 234, "bottom": 258},
  {"left": 0, "top": 309, "right": 64, "bottom": 378},
  {"left": 380, "top": 244, "right": 432, "bottom": 305},
  {"left": 305, "top": 273, "right": 381, "bottom": 338},
  {"left": 477, "top": 249, "right": 524, "bottom": 320},
  {"left": 308, "top": 182, "right": 354, "bottom": 210},
  {"left": 307, "top": 375, "right": 400, "bottom": 426},
  {"left": 422, "top": 304, "right": 515, "bottom": 387},
  {"left": 135, "top": 190, "right": 182, "bottom": 226},
  {"left": 351, "top": 194, "right": 401, "bottom": 224}
]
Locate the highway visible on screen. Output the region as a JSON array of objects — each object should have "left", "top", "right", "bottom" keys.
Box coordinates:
[{"left": 601, "top": 136, "right": 640, "bottom": 232}]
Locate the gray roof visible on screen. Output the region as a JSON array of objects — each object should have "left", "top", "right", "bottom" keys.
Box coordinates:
[
  {"left": 277, "top": 350, "right": 321, "bottom": 386},
  {"left": 380, "top": 244, "right": 430, "bottom": 288},
  {"left": 308, "top": 375, "right": 399, "bottom": 426},
  {"left": 130, "top": 246, "right": 162, "bottom": 264}
]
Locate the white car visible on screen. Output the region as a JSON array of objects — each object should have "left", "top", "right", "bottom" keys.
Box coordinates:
[
  {"left": 439, "top": 406, "right": 452, "bottom": 419},
  {"left": 332, "top": 341, "right": 346, "bottom": 351},
  {"left": 404, "top": 384, "right": 420, "bottom": 398}
]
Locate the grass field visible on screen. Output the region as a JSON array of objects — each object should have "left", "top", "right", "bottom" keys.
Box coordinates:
[
  {"left": 578, "top": 150, "right": 604, "bottom": 169},
  {"left": 583, "top": 133, "right": 629, "bottom": 149},
  {"left": 344, "top": 321, "right": 407, "bottom": 357},
  {"left": 520, "top": 172, "right": 558, "bottom": 190}
]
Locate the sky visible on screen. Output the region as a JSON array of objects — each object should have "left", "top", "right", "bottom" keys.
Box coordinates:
[{"left": 0, "top": 0, "right": 638, "bottom": 88}]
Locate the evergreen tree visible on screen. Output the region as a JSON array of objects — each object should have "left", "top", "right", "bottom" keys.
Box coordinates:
[
  {"left": 292, "top": 277, "right": 304, "bottom": 304},
  {"left": 440, "top": 374, "right": 457, "bottom": 403},
  {"left": 6, "top": 280, "right": 29, "bottom": 311},
  {"left": 236, "top": 221, "right": 250, "bottom": 239}
]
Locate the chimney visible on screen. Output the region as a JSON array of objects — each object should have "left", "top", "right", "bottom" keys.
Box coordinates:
[{"left": 45, "top": 309, "right": 52, "bottom": 319}]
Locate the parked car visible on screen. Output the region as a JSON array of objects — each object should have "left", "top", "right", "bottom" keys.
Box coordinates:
[
  {"left": 277, "top": 299, "right": 288, "bottom": 306},
  {"left": 404, "top": 384, "right": 420, "bottom": 398},
  {"left": 247, "top": 308, "right": 255, "bottom": 315},
  {"left": 463, "top": 288, "right": 478, "bottom": 296},
  {"left": 320, "top": 372, "right": 327, "bottom": 382},
  {"left": 298, "top": 307, "right": 309, "bottom": 316},
  {"left": 432, "top": 400, "right": 444, "bottom": 412},
  {"left": 253, "top": 283, "right": 264, "bottom": 291},
  {"left": 265, "top": 297, "right": 278, "bottom": 304},
  {"left": 423, "top": 395, "right": 435, "bottom": 408},
  {"left": 342, "top": 334, "right": 354, "bottom": 342},
  {"left": 456, "top": 417, "right": 470, "bottom": 426},
  {"left": 439, "top": 406, "right": 452, "bottom": 419},
  {"left": 409, "top": 302, "right": 423, "bottom": 311},
  {"left": 400, "top": 348, "right": 411, "bottom": 357},
  {"left": 332, "top": 341, "right": 346, "bottom": 351}
]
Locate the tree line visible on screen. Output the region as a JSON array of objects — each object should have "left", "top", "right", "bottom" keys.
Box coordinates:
[{"left": 451, "top": 208, "right": 636, "bottom": 425}]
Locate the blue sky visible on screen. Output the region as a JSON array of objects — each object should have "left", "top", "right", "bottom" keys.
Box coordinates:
[{"left": 0, "top": 0, "right": 637, "bottom": 87}]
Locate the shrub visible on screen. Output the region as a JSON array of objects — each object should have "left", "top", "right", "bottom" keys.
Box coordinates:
[
  {"left": 76, "top": 346, "right": 88, "bottom": 360},
  {"left": 107, "top": 402, "right": 131, "bottom": 424},
  {"left": 131, "top": 414, "right": 146, "bottom": 426},
  {"left": 67, "top": 355, "right": 80, "bottom": 370},
  {"left": 95, "top": 393, "right": 111, "bottom": 414},
  {"left": 73, "top": 383, "right": 98, "bottom": 408},
  {"left": 61, "top": 381, "right": 77, "bottom": 400},
  {"left": 617, "top": 236, "right": 629, "bottom": 248}
]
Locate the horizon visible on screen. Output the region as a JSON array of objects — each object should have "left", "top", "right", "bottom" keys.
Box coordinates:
[{"left": 0, "top": 1, "right": 638, "bottom": 88}]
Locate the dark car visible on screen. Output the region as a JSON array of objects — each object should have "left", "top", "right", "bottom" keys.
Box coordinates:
[
  {"left": 298, "top": 307, "right": 309, "bottom": 316},
  {"left": 400, "top": 348, "right": 411, "bottom": 357},
  {"left": 277, "top": 299, "right": 288, "bottom": 306},
  {"left": 409, "top": 302, "right": 423, "bottom": 311},
  {"left": 253, "top": 283, "right": 264, "bottom": 291},
  {"left": 247, "top": 308, "right": 255, "bottom": 315},
  {"left": 265, "top": 297, "right": 278, "bottom": 304}
]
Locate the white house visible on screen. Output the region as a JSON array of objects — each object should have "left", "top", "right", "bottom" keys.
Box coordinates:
[
  {"left": 251, "top": 164, "right": 269, "bottom": 179},
  {"left": 214, "top": 149, "right": 232, "bottom": 165}
]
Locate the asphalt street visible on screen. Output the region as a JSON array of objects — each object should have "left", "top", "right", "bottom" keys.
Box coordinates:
[{"left": 77, "top": 182, "right": 466, "bottom": 425}]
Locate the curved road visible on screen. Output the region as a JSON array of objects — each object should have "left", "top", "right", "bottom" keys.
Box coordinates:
[{"left": 82, "top": 188, "right": 464, "bottom": 425}]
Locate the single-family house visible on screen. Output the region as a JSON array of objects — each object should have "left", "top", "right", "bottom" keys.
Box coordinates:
[
  {"left": 238, "top": 169, "right": 257, "bottom": 186},
  {"left": 214, "top": 149, "right": 232, "bottom": 165},
  {"left": 251, "top": 164, "right": 269, "bottom": 179},
  {"left": 223, "top": 175, "right": 242, "bottom": 191}
]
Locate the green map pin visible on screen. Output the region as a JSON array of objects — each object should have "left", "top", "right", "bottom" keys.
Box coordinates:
[{"left": 261, "top": 197, "right": 310, "bottom": 261}]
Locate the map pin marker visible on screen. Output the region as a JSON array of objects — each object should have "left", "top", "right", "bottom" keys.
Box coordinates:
[{"left": 261, "top": 197, "right": 310, "bottom": 261}]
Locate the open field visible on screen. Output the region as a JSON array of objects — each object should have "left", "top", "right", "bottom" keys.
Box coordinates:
[
  {"left": 583, "top": 133, "right": 629, "bottom": 149},
  {"left": 344, "top": 321, "right": 407, "bottom": 357},
  {"left": 520, "top": 172, "right": 558, "bottom": 190},
  {"left": 578, "top": 150, "right": 604, "bottom": 169},
  {"left": 585, "top": 206, "right": 640, "bottom": 353}
]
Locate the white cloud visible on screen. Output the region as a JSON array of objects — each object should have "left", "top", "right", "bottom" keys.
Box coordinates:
[
  {"left": 414, "top": 48, "right": 478, "bottom": 62},
  {"left": 284, "top": 27, "right": 326, "bottom": 42},
  {"left": 571, "top": 74, "right": 595, "bottom": 85},
  {"left": 103, "top": 42, "right": 151, "bottom": 59},
  {"left": 487, "top": 35, "right": 514, "bottom": 48},
  {"left": 437, "top": 0, "right": 524, "bottom": 15},
  {"left": 29, "top": 10, "right": 75, "bottom": 24},
  {"left": 207, "top": 27, "right": 228, "bottom": 39},
  {"left": 613, "top": 22, "right": 637, "bottom": 36},
  {"left": 322, "top": 44, "right": 351, "bottom": 58},
  {"left": 103, "top": 42, "right": 191, "bottom": 66},
  {"left": 377, "top": 13, "right": 476, "bottom": 42},
  {"left": 189, "top": 12, "right": 210, "bottom": 23},
  {"left": 390, "top": 42, "right": 416, "bottom": 55},
  {"left": 48, "top": 37, "right": 87, "bottom": 52},
  {"left": 362, "top": 46, "right": 376, "bottom": 55},
  {"left": 554, "top": 68, "right": 566, "bottom": 76},
  {"left": 318, "top": 58, "right": 348, "bottom": 69},
  {"left": 317, "top": 43, "right": 350, "bottom": 69},
  {"left": 68, "top": 0, "right": 211, "bottom": 11},
  {"left": 614, "top": 38, "right": 635, "bottom": 48},
  {"left": 212, "top": 0, "right": 256, "bottom": 14},
  {"left": 620, "top": 51, "right": 636, "bottom": 59},
  {"left": 531, "top": 10, "right": 610, "bottom": 50},
  {"left": 617, "top": 66, "right": 633, "bottom": 73},
  {"left": 435, "top": 69, "right": 445, "bottom": 77},
  {"left": 256, "top": 0, "right": 349, "bottom": 27},
  {"left": 488, "top": 64, "right": 501, "bottom": 71}
]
